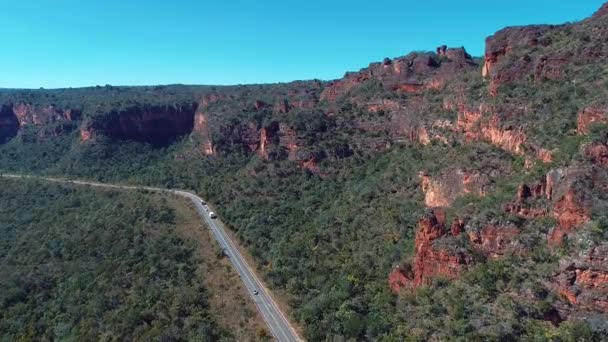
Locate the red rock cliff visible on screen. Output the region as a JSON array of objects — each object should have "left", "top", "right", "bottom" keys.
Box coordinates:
[
  {"left": 0, "top": 103, "right": 81, "bottom": 143},
  {"left": 12, "top": 103, "right": 81, "bottom": 126},
  {"left": 389, "top": 210, "right": 475, "bottom": 291},
  {"left": 321, "top": 47, "right": 476, "bottom": 102},
  {"left": 420, "top": 170, "right": 488, "bottom": 207},
  {"left": 457, "top": 106, "right": 528, "bottom": 155},
  {"left": 552, "top": 244, "right": 608, "bottom": 314},
  {"left": 85, "top": 103, "right": 198, "bottom": 146},
  {"left": 482, "top": 25, "right": 554, "bottom": 94}
]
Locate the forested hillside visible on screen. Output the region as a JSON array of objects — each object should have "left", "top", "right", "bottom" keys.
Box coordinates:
[{"left": 2, "top": 3, "right": 608, "bottom": 340}]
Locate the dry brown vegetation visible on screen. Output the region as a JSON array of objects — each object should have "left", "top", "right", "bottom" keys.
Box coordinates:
[{"left": 165, "top": 194, "right": 268, "bottom": 341}]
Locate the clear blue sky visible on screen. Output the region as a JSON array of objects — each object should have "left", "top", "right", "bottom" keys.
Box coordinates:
[{"left": 0, "top": 0, "right": 605, "bottom": 88}]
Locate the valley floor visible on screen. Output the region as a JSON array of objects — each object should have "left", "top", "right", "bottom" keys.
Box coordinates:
[{"left": 0, "top": 178, "right": 266, "bottom": 341}]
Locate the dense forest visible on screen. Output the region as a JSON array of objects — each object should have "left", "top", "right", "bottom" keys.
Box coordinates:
[{"left": 0, "top": 179, "right": 262, "bottom": 341}]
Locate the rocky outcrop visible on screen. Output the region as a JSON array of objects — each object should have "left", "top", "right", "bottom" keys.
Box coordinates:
[
  {"left": 457, "top": 107, "right": 527, "bottom": 155},
  {"left": 468, "top": 224, "right": 520, "bottom": 259},
  {"left": 84, "top": 103, "right": 198, "bottom": 146},
  {"left": 502, "top": 166, "right": 593, "bottom": 246},
  {"left": 193, "top": 109, "right": 215, "bottom": 155},
  {"left": 410, "top": 210, "right": 474, "bottom": 287},
  {"left": 321, "top": 47, "right": 476, "bottom": 102},
  {"left": 546, "top": 167, "right": 593, "bottom": 245},
  {"left": 191, "top": 105, "right": 325, "bottom": 170},
  {"left": 12, "top": 103, "right": 81, "bottom": 126},
  {"left": 577, "top": 107, "right": 608, "bottom": 135},
  {"left": 274, "top": 94, "right": 319, "bottom": 114},
  {"left": 390, "top": 210, "right": 523, "bottom": 292},
  {"left": 504, "top": 180, "right": 550, "bottom": 218},
  {"left": 482, "top": 25, "right": 554, "bottom": 94},
  {"left": 258, "top": 121, "right": 280, "bottom": 160},
  {"left": 419, "top": 170, "right": 488, "bottom": 207},
  {"left": 0, "top": 103, "right": 81, "bottom": 143},
  {"left": 549, "top": 190, "right": 592, "bottom": 246},
  {"left": 454, "top": 104, "right": 555, "bottom": 164},
  {"left": 320, "top": 70, "right": 372, "bottom": 102},
  {"left": 437, "top": 46, "right": 473, "bottom": 65},
  {"left": 552, "top": 244, "right": 608, "bottom": 314}
]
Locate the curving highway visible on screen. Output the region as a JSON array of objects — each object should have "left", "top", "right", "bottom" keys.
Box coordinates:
[{"left": 1, "top": 174, "right": 302, "bottom": 342}]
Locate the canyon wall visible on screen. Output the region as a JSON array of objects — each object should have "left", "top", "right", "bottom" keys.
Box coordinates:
[{"left": 82, "top": 103, "right": 198, "bottom": 146}]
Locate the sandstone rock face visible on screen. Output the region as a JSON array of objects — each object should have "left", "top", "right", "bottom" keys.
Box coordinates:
[
  {"left": 0, "top": 103, "right": 81, "bottom": 143},
  {"left": 253, "top": 100, "right": 268, "bottom": 111},
  {"left": 12, "top": 103, "right": 81, "bottom": 126},
  {"left": 545, "top": 167, "right": 592, "bottom": 245},
  {"left": 577, "top": 107, "right": 608, "bottom": 135},
  {"left": 468, "top": 225, "right": 520, "bottom": 259},
  {"left": 190, "top": 101, "right": 325, "bottom": 170},
  {"left": 320, "top": 47, "right": 476, "bottom": 102},
  {"left": 453, "top": 104, "right": 556, "bottom": 164},
  {"left": 549, "top": 189, "right": 592, "bottom": 246},
  {"left": 504, "top": 179, "right": 550, "bottom": 218},
  {"left": 257, "top": 121, "right": 280, "bottom": 160},
  {"left": 501, "top": 166, "right": 593, "bottom": 246},
  {"left": 420, "top": 170, "right": 488, "bottom": 207},
  {"left": 390, "top": 210, "right": 526, "bottom": 292},
  {"left": 531, "top": 145, "right": 554, "bottom": 164},
  {"left": 457, "top": 107, "right": 527, "bottom": 155},
  {"left": 86, "top": 103, "right": 198, "bottom": 146},
  {"left": 193, "top": 109, "right": 215, "bottom": 155},
  {"left": 440, "top": 46, "right": 473, "bottom": 65},
  {"left": 411, "top": 210, "right": 474, "bottom": 287},
  {"left": 482, "top": 25, "right": 554, "bottom": 94},
  {"left": 553, "top": 244, "right": 608, "bottom": 313},
  {"left": 385, "top": 105, "right": 447, "bottom": 146},
  {"left": 395, "top": 83, "right": 424, "bottom": 93}
]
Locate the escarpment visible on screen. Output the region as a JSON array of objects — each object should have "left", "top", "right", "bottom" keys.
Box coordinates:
[
  {"left": 320, "top": 45, "right": 477, "bottom": 103},
  {"left": 3, "top": 3, "right": 608, "bottom": 336},
  {"left": 0, "top": 103, "right": 81, "bottom": 142},
  {"left": 482, "top": 25, "right": 555, "bottom": 94},
  {"left": 83, "top": 103, "right": 198, "bottom": 146}
]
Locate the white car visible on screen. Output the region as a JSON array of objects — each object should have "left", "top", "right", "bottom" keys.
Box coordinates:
[
  {"left": 253, "top": 290, "right": 259, "bottom": 295},
  {"left": 209, "top": 212, "right": 217, "bottom": 219}
]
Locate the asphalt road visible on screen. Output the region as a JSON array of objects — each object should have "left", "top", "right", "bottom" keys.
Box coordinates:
[{"left": 1, "top": 174, "right": 302, "bottom": 342}]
